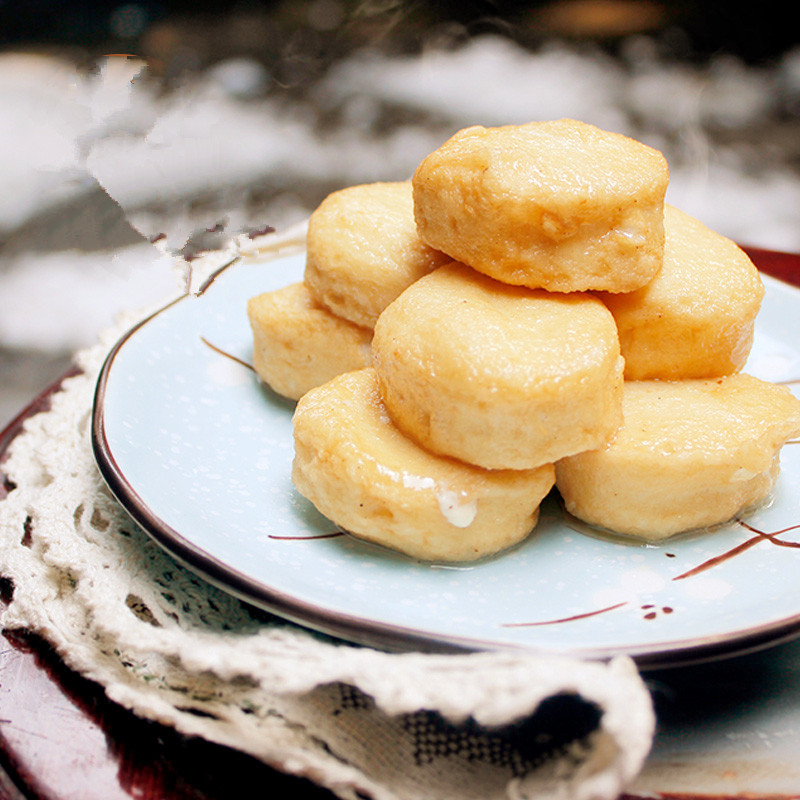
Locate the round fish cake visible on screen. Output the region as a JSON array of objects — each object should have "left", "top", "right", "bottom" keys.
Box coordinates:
[
  {"left": 412, "top": 119, "right": 669, "bottom": 292},
  {"left": 292, "top": 368, "right": 556, "bottom": 562},
  {"left": 555, "top": 375, "right": 800, "bottom": 541},
  {"left": 371, "top": 261, "right": 625, "bottom": 470},
  {"left": 304, "top": 181, "right": 451, "bottom": 329},
  {"left": 598, "top": 205, "right": 765, "bottom": 380},
  {"left": 247, "top": 282, "right": 372, "bottom": 401}
]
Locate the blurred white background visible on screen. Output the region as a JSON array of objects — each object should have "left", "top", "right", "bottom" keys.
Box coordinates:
[{"left": 1, "top": 0, "right": 799, "bottom": 425}]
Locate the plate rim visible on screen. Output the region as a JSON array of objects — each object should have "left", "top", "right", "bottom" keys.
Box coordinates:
[{"left": 91, "top": 245, "right": 800, "bottom": 670}]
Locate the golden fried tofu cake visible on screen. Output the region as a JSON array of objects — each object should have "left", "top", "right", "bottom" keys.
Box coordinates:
[
  {"left": 555, "top": 375, "right": 800, "bottom": 540},
  {"left": 292, "top": 368, "right": 555, "bottom": 562},
  {"left": 247, "top": 282, "right": 372, "bottom": 401},
  {"left": 412, "top": 119, "right": 669, "bottom": 292},
  {"left": 599, "top": 205, "right": 764, "bottom": 380},
  {"left": 371, "top": 261, "right": 624, "bottom": 470},
  {"left": 304, "top": 181, "right": 450, "bottom": 329}
]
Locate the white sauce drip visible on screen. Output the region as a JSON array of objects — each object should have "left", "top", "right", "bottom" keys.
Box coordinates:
[
  {"left": 436, "top": 489, "right": 478, "bottom": 528},
  {"left": 375, "top": 466, "right": 477, "bottom": 527}
]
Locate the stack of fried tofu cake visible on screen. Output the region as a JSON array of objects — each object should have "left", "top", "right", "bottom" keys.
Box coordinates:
[{"left": 248, "top": 119, "right": 800, "bottom": 562}]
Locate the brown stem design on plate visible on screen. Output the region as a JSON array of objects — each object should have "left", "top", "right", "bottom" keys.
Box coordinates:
[
  {"left": 200, "top": 337, "right": 255, "bottom": 371},
  {"left": 507, "top": 510, "right": 800, "bottom": 627},
  {"left": 738, "top": 519, "right": 800, "bottom": 548},
  {"left": 501, "top": 601, "right": 629, "bottom": 628},
  {"left": 200, "top": 336, "right": 343, "bottom": 543},
  {"left": 673, "top": 519, "right": 800, "bottom": 581}
]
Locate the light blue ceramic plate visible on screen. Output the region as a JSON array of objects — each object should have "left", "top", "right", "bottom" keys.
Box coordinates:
[{"left": 92, "top": 251, "right": 800, "bottom": 668}]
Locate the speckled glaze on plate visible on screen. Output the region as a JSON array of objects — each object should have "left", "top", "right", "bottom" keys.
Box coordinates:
[{"left": 92, "top": 250, "right": 800, "bottom": 668}]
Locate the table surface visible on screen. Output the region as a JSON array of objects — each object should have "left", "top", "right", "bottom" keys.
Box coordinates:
[{"left": 1, "top": 245, "right": 799, "bottom": 800}]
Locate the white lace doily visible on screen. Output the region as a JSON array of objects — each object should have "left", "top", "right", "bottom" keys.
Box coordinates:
[{"left": 0, "top": 232, "right": 655, "bottom": 800}]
